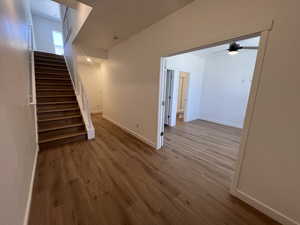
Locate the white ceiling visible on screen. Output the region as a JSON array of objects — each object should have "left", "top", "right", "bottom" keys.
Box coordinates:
[
  {"left": 191, "top": 37, "right": 261, "bottom": 57},
  {"left": 31, "top": 0, "right": 62, "bottom": 21},
  {"left": 74, "top": 0, "right": 195, "bottom": 56}
]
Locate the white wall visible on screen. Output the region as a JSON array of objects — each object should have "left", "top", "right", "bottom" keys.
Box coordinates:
[
  {"left": 77, "top": 62, "right": 103, "bottom": 113},
  {"left": 166, "top": 48, "right": 257, "bottom": 129},
  {"left": 0, "top": 0, "right": 37, "bottom": 225},
  {"left": 199, "top": 50, "right": 258, "bottom": 128},
  {"left": 63, "top": 3, "right": 92, "bottom": 89},
  {"left": 167, "top": 53, "right": 205, "bottom": 123},
  {"left": 102, "top": 0, "right": 300, "bottom": 224},
  {"left": 32, "top": 14, "right": 62, "bottom": 54}
]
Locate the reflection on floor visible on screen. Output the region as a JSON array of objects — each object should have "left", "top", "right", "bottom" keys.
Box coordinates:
[{"left": 28, "top": 114, "right": 281, "bottom": 225}]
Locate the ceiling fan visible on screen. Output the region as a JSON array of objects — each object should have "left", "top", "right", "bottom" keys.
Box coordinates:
[{"left": 227, "top": 42, "right": 259, "bottom": 55}]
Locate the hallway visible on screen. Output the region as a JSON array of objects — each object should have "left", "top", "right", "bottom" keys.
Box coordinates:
[{"left": 28, "top": 114, "right": 280, "bottom": 225}]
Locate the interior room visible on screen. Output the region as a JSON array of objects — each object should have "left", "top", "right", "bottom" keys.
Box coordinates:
[
  {"left": 3, "top": 0, "right": 300, "bottom": 224},
  {"left": 163, "top": 36, "right": 260, "bottom": 183}
]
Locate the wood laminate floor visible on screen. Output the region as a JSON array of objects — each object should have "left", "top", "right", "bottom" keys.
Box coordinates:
[{"left": 28, "top": 114, "right": 281, "bottom": 225}]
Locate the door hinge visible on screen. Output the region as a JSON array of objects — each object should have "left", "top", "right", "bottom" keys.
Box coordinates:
[{"left": 160, "top": 132, "right": 164, "bottom": 136}]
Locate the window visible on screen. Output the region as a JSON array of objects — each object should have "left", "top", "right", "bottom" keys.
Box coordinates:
[{"left": 52, "top": 31, "right": 64, "bottom": 55}]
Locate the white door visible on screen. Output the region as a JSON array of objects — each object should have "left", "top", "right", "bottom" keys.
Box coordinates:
[{"left": 164, "top": 70, "right": 174, "bottom": 126}]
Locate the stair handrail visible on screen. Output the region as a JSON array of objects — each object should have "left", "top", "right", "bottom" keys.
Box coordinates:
[
  {"left": 28, "top": 24, "right": 36, "bottom": 105},
  {"left": 28, "top": 24, "right": 39, "bottom": 151},
  {"left": 62, "top": 7, "right": 95, "bottom": 139},
  {"left": 77, "top": 70, "right": 95, "bottom": 139},
  {"left": 64, "top": 54, "right": 95, "bottom": 139}
]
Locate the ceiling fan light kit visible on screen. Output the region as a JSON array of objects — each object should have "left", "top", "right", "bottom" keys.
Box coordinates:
[{"left": 228, "top": 42, "right": 243, "bottom": 55}]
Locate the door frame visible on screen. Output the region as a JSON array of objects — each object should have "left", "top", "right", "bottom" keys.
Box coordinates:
[
  {"left": 164, "top": 69, "right": 175, "bottom": 126},
  {"left": 180, "top": 72, "right": 190, "bottom": 122},
  {"left": 157, "top": 30, "right": 271, "bottom": 183},
  {"left": 230, "top": 30, "right": 270, "bottom": 193},
  {"left": 157, "top": 31, "right": 269, "bottom": 149}
]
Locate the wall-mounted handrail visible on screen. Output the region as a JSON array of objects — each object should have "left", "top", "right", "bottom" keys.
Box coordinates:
[
  {"left": 28, "top": 24, "right": 39, "bottom": 151},
  {"left": 28, "top": 25, "right": 36, "bottom": 105}
]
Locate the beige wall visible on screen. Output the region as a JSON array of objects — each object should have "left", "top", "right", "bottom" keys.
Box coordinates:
[
  {"left": 77, "top": 62, "right": 103, "bottom": 113},
  {"left": 102, "top": 0, "right": 300, "bottom": 224},
  {"left": 0, "top": 0, "right": 37, "bottom": 225}
]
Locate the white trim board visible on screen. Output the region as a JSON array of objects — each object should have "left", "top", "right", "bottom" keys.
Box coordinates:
[
  {"left": 229, "top": 30, "right": 299, "bottom": 225},
  {"left": 102, "top": 114, "right": 157, "bottom": 149},
  {"left": 23, "top": 147, "right": 38, "bottom": 225},
  {"left": 230, "top": 31, "right": 270, "bottom": 193}
]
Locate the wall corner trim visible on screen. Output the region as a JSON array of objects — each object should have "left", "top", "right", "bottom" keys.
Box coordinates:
[
  {"left": 231, "top": 189, "right": 299, "bottom": 225},
  {"left": 23, "top": 146, "right": 38, "bottom": 225},
  {"left": 102, "top": 114, "right": 157, "bottom": 149}
]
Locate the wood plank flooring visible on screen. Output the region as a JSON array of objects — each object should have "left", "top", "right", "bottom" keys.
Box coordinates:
[{"left": 28, "top": 114, "right": 281, "bottom": 225}]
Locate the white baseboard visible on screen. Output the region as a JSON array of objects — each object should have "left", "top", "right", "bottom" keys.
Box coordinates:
[
  {"left": 231, "top": 189, "right": 299, "bottom": 225},
  {"left": 102, "top": 115, "right": 156, "bottom": 149},
  {"left": 23, "top": 146, "right": 38, "bottom": 225}
]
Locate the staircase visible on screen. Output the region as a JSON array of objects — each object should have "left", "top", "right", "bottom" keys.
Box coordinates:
[{"left": 34, "top": 51, "right": 87, "bottom": 150}]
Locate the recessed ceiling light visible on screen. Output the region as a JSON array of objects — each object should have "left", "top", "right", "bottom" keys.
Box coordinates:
[{"left": 87, "top": 57, "right": 91, "bottom": 62}]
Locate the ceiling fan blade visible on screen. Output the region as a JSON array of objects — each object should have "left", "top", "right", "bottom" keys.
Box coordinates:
[{"left": 243, "top": 46, "right": 259, "bottom": 50}]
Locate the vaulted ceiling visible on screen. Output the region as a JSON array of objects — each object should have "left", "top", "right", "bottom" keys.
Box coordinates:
[
  {"left": 31, "top": 0, "right": 62, "bottom": 21},
  {"left": 51, "top": 0, "right": 194, "bottom": 58},
  {"left": 73, "top": 0, "right": 194, "bottom": 57}
]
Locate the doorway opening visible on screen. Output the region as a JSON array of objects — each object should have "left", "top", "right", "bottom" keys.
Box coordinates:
[
  {"left": 164, "top": 70, "right": 190, "bottom": 126},
  {"left": 159, "top": 34, "right": 266, "bottom": 188}
]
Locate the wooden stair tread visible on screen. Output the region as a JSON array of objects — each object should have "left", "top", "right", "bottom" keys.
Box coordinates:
[
  {"left": 39, "top": 131, "right": 87, "bottom": 144},
  {"left": 36, "top": 57, "right": 65, "bottom": 62},
  {"left": 38, "top": 107, "right": 79, "bottom": 113},
  {"left": 37, "top": 94, "right": 75, "bottom": 98},
  {"left": 39, "top": 123, "right": 84, "bottom": 133},
  {"left": 37, "top": 88, "right": 73, "bottom": 90},
  {"left": 36, "top": 77, "right": 70, "bottom": 81},
  {"left": 38, "top": 101, "right": 77, "bottom": 105},
  {"left": 35, "top": 54, "right": 64, "bottom": 58},
  {"left": 36, "top": 67, "right": 67, "bottom": 71},
  {"left": 38, "top": 115, "right": 81, "bottom": 122},
  {"left": 35, "top": 62, "right": 66, "bottom": 66},
  {"left": 36, "top": 83, "right": 72, "bottom": 86},
  {"left": 34, "top": 52, "right": 64, "bottom": 58},
  {"left": 35, "top": 67, "right": 68, "bottom": 71},
  {"left": 36, "top": 71, "right": 68, "bottom": 75}
]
